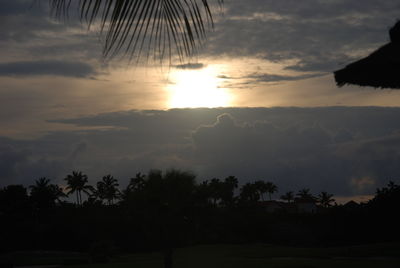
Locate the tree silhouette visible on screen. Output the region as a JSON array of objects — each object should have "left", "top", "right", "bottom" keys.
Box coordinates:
[
  {"left": 127, "top": 172, "right": 146, "bottom": 193},
  {"left": 254, "top": 180, "right": 268, "bottom": 201},
  {"left": 220, "top": 176, "right": 239, "bottom": 207},
  {"left": 2, "top": 170, "right": 400, "bottom": 254},
  {"left": 194, "top": 180, "right": 213, "bottom": 207},
  {"left": 141, "top": 169, "right": 196, "bottom": 268},
  {"left": 265, "top": 182, "right": 278, "bottom": 200},
  {"left": 239, "top": 182, "right": 260, "bottom": 204},
  {"left": 29, "top": 177, "right": 66, "bottom": 209},
  {"left": 208, "top": 178, "right": 223, "bottom": 207},
  {"left": 296, "top": 188, "right": 315, "bottom": 201},
  {"left": 371, "top": 181, "right": 400, "bottom": 209},
  {"left": 48, "top": 0, "right": 223, "bottom": 62},
  {"left": 317, "top": 191, "right": 335, "bottom": 208},
  {"left": 96, "top": 175, "right": 120, "bottom": 205},
  {"left": 253, "top": 181, "right": 278, "bottom": 201},
  {"left": 64, "top": 171, "right": 93, "bottom": 206},
  {"left": 0, "top": 185, "right": 30, "bottom": 214},
  {"left": 280, "top": 191, "right": 294, "bottom": 203}
]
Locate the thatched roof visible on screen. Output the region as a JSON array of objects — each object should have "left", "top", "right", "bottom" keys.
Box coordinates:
[{"left": 334, "top": 21, "right": 400, "bottom": 89}]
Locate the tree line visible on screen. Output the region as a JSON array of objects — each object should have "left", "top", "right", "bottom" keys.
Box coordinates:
[
  {"left": 1, "top": 169, "right": 399, "bottom": 257},
  {"left": 2, "top": 169, "right": 336, "bottom": 210}
]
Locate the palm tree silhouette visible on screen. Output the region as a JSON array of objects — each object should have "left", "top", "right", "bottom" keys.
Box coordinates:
[
  {"left": 96, "top": 175, "right": 120, "bottom": 205},
  {"left": 240, "top": 182, "right": 260, "bottom": 203},
  {"left": 220, "top": 176, "right": 238, "bottom": 207},
  {"left": 266, "top": 182, "right": 278, "bottom": 200},
  {"left": 296, "top": 188, "right": 315, "bottom": 201},
  {"left": 49, "top": 0, "right": 223, "bottom": 62},
  {"left": 127, "top": 172, "right": 146, "bottom": 193},
  {"left": 209, "top": 178, "right": 223, "bottom": 207},
  {"left": 317, "top": 191, "right": 335, "bottom": 208},
  {"left": 64, "top": 171, "right": 93, "bottom": 206},
  {"left": 50, "top": 184, "right": 67, "bottom": 203},
  {"left": 30, "top": 177, "right": 66, "bottom": 208},
  {"left": 254, "top": 180, "right": 268, "bottom": 201},
  {"left": 280, "top": 191, "right": 294, "bottom": 203}
]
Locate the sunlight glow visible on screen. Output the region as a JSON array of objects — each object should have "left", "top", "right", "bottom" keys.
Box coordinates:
[{"left": 167, "top": 66, "right": 232, "bottom": 108}]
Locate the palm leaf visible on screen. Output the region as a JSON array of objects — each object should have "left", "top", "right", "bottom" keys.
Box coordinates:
[{"left": 49, "top": 0, "right": 223, "bottom": 62}]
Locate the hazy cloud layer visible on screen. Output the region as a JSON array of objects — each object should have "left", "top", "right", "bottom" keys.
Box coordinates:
[
  {"left": 2, "top": 107, "right": 400, "bottom": 198},
  {"left": 206, "top": 0, "right": 400, "bottom": 72},
  {"left": 0, "top": 60, "right": 96, "bottom": 77},
  {"left": 2, "top": 0, "right": 400, "bottom": 75}
]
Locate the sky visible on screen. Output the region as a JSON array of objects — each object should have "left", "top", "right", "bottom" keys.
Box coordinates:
[{"left": 1, "top": 0, "right": 400, "bottom": 202}]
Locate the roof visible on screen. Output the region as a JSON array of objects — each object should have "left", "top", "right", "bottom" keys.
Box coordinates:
[{"left": 334, "top": 21, "right": 400, "bottom": 89}]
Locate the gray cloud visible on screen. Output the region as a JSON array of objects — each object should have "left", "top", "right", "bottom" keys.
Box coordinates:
[
  {"left": 2, "top": 107, "right": 400, "bottom": 198},
  {"left": 174, "top": 63, "right": 206, "bottom": 69},
  {"left": 2, "top": 0, "right": 399, "bottom": 76},
  {"left": 245, "top": 72, "right": 325, "bottom": 83},
  {"left": 203, "top": 0, "right": 400, "bottom": 74},
  {"left": 0, "top": 60, "right": 96, "bottom": 78}
]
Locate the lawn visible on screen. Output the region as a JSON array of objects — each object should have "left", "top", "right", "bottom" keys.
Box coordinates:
[{"left": 2, "top": 243, "right": 399, "bottom": 268}]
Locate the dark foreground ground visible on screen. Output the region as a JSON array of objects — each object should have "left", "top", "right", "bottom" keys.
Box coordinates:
[{"left": 1, "top": 243, "right": 399, "bottom": 268}]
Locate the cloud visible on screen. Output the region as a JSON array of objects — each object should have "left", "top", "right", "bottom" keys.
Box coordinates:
[
  {"left": 3, "top": 107, "right": 400, "bottom": 198},
  {"left": 203, "top": 0, "right": 400, "bottom": 74},
  {"left": 0, "top": 144, "right": 30, "bottom": 185},
  {"left": 174, "top": 63, "right": 206, "bottom": 69},
  {"left": 351, "top": 176, "right": 376, "bottom": 192},
  {"left": 0, "top": 60, "right": 97, "bottom": 78},
  {"left": 245, "top": 72, "right": 325, "bottom": 83},
  {"left": 1, "top": 0, "right": 399, "bottom": 80}
]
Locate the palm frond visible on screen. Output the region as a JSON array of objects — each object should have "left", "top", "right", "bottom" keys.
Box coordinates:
[{"left": 49, "top": 0, "right": 223, "bottom": 63}]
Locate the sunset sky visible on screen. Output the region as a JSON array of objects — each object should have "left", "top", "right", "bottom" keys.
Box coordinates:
[{"left": 1, "top": 0, "right": 400, "bottom": 202}]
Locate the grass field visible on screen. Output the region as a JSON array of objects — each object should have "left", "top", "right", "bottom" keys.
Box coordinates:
[{"left": 2, "top": 243, "right": 400, "bottom": 268}]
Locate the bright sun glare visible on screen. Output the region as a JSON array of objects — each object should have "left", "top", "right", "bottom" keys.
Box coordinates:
[{"left": 167, "top": 66, "right": 232, "bottom": 108}]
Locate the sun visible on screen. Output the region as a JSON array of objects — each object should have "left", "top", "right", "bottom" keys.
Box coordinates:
[{"left": 166, "top": 66, "right": 232, "bottom": 108}]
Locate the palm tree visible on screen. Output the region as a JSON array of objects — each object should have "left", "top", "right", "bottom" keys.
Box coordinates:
[
  {"left": 30, "top": 177, "right": 51, "bottom": 193},
  {"left": 127, "top": 172, "right": 146, "bottom": 193},
  {"left": 220, "top": 176, "right": 238, "bottom": 207},
  {"left": 49, "top": 184, "right": 67, "bottom": 203},
  {"left": 30, "top": 177, "right": 67, "bottom": 208},
  {"left": 96, "top": 175, "right": 120, "bottom": 205},
  {"left": 296, "top": 188, "right": 315, "bottom": 201},
  {"left": 29, "top": 177, "right": 52, "bottom": 208},
  {"left": 280, "top": 191, "right": 294, "bottom": 203},
  {"left": 64, "top": 171, "right": 93, "bottom": 205},
  {"left": 254, "top": 180, "right": 268, "bottom": 201},
  {"left": 209, "top": 178, "right": 223, "bottom": 206},
  {"left": 265, "top": 182, "right": 278, "bottom": 200},
  {"left": 317, "top": 191, "right": 335, "bottom": 208},
  {"left": 48, "top": 0, "right": 223, "bottom": 62},
  {"left": 387, "top": 181, "right": 399, "bottom": 191},
  {"left": 239, "top": 183, "right": 260, "bottom": 203}
]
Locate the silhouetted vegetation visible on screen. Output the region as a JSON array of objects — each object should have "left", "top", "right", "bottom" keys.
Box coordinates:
[
  {"left": 0, "top": 170, "right": 399, "bottom": 265},
  {"left": 48, "top": 0, "right": 223, "bottom": 62}
]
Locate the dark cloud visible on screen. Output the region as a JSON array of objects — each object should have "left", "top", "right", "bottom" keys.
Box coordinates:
[
  {"left": 0, "top": 144, "right": 30, "bottom": 185},
  {"left": 0, "top": 60, "right": 96, "bottom": 78},
  {"left": 174, "top": 63, "right": 206, "bottom": 69},
  {"left": 2, "top": 107, "right": 400, "bottom": 198},
  {"left": 0, "top": 0, "right": 52, "bottom": 17},
  {"left": 245, "top": 72, "right": 325, "bottom": 83},
  {"left": 2, "top": 0, "right": 399, "bottom": 75},
  {"left": 203, "top": 0, "right": 400, "bottom": 74}
]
